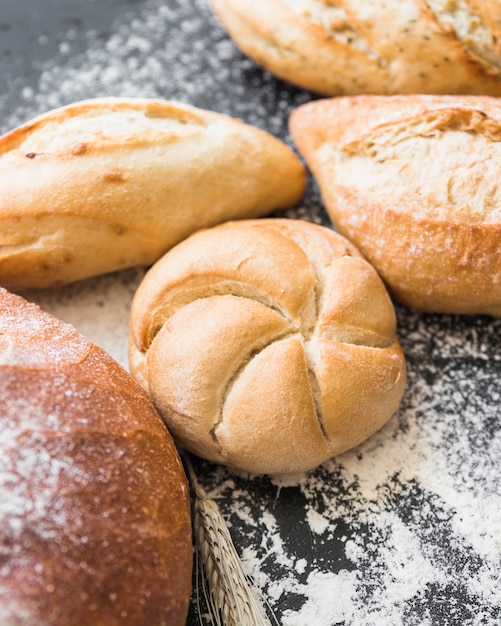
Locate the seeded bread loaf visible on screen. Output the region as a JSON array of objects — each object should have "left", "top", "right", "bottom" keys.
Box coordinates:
[
  {"left": 210, "top": 0, "right": 501, "bottom": 96},
  {"left": 0, "top": 287, "right": 192, "bottom": 626},
  {"left": 290, "top": 94, "right": 501, "bottom": 315},
  {"left": 128, "top": 218, "right": 406, "bottom": 475},
  {"left": 0, "top": 97, "right": 306, "bottom": 291}
]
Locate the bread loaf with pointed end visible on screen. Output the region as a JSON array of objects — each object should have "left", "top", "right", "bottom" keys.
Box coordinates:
[
  {"left": 290, "top": 94, "right": 501, "bottom": 315},
  {"left": 0, "top": 97, "right": 306, "bottom": 291},
  {"left": 0, "top": 287, "right": 192, "bottom": 626},
  {"left": 129, "top": 218, "right": 406, "bottom": 475},
  {"left": 210, "top": 0, "right": 501, "bottom": 96}
]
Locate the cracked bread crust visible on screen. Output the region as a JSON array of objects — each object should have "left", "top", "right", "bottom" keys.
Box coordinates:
[
  {"left": 290, "top": 94, "right": 501, "bottom": 315},
  {"left": 210, "top": 0, "right": 501, "bottom": 96},
  {"left": 128, "top": 218, "right": 406, "bottom": 475},
  {"left": 0, "top": 97, "right": 306, "bottom": 291}
]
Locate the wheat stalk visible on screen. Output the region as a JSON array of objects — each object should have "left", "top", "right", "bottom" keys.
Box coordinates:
[{"left": 184, "top": 454, "right": 277, "bottom": 626}]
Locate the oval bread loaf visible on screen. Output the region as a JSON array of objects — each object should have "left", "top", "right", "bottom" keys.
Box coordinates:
[
  {"left": 0, "top": 288, "right": 192, "bottom": 626},
  {"left": 129, "top": 218, "right": 406, "bottom": 475},
  {"left": 290, "top": 94, "right": 501, "bottom": 315},
  {"left": 0, "top": 97, "right": 306, "bottom": 291},
  {"left": 210, "top": 0, "right": 501, "bottom": 96}
]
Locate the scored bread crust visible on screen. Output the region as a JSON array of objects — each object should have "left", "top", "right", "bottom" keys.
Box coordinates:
[
  {"left": 0, "top": 288, "right": 192, "bottom": 626},
  {"left": 210, "top": 0, "right": 501, "bottom": 96},
  {"left": 0, "top": 97, "right": 306, "bottom": 291},
  {"left": 290, "top": 94, "right": 501, "bottom": 315},
  {"left": 129, "top": 218, "right": 406, "bottom": 475}
]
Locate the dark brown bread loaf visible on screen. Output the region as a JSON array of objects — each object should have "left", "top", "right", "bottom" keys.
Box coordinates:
[{"left": 0, "top": 287, "right": 192, "bottom": 626}]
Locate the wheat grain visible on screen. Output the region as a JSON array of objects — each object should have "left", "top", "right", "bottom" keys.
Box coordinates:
[{"left": 184, "top": 454, "right": 277, "bottom": 626}]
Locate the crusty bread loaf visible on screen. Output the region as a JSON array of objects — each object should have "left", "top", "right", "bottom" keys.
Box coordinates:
[
  {"left": 210, "top": 0, "right": 501, "bottom": 96},
  {"left": 0, "top": 97, "right": 306, "bottom": 291},
  {"left": 290, "top": 94, "right": 501, "bottom": 315},
  {"left": 0, "top": 288, "right": 192, "bottom": 626},
  {"left": 128, "top": 218, "right": 406, "bottom": 475}
]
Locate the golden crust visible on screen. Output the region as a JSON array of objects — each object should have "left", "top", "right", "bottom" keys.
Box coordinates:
[
  {"left": 210, "top": 0, "right": 501, "bottom": 96},
  {"left": 129, "top": 218, "right": 406, "bottom": 475},
  {"left": 290, "top": 94, "right": 501, "bottom": 315},
  {"left": 0, "top": 97, "right": 306, "bottom": 290},
  {"left": 0, "top": 288, "right": 192, "bottom": 626}
]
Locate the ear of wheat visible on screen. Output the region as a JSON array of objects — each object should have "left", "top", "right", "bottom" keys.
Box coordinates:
[{"left": 184, "top": 454, "right": 278, "bottom": 626}]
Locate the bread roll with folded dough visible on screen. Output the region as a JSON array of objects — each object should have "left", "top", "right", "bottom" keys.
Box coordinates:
[
  {"left": 0, "top": 97, "right": 306, "bottom": 291},
  {"left": 210, "top": 0, "right": 501, "bottom": 96},
  {"left": 129, "top": 218, "right": 406, "bottom": 475},
  {"left": 0, "top": 287, "right": 192, "bottom": 626},
  {"left": 290, "top": 94, "right": 501, "bottom": 315}
]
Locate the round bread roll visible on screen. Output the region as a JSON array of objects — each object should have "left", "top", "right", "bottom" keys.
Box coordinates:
[
  {"left": 129, "top": 218, "right": 406, "bottom": 475},
  {"left": 0, "top": 288, "right": 192, "bottom": 626},
  {"left": 210, "top": 0, "right": 501, "bottom": 96},
  {"left": 0, "top": 97, "right": 306, "bottom": 291},
  {"left": 290, "top": 94, "right": 501, "bottom": 315}
]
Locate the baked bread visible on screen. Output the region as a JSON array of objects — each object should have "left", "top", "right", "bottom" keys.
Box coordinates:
[
  {"left": 0, "top": 288, "right": 192, "bottom": 626},
  {"left": 0, "top": 97, "right": 306, "bottom": 291},
  {"left": 210, "top": 0, "right": 501, "bottom": 96},
  {"left": 128, "top": 218, "right": 406, "bottom": 475},
  {"left": 290, "top": 94, "right": 501, "bottom": 315}
]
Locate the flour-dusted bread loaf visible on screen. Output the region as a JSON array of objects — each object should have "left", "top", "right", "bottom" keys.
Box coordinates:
[
  {"left": 210, "top": 0, "right": 501, "bottom": 96},
  {"left": 0, "top": 288, "right": 192, "bottom": 626},
  {"left": 0, "top": 97, "right": 306, "bottom": 291},
  {"left": 290, "top": 94, "right": 501, "bottom": 315},
  {"left": 129, "top": 218, "right": 406, "bottom": 475}
]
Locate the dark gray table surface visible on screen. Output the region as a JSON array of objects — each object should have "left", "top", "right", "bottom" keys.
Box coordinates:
[{"left": 1, "top": 2, "right": 500, "bottom": 625}]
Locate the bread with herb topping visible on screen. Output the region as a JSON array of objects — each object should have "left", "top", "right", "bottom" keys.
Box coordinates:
[{"left": 210, "top": 0, "right": 501, "bottom": 96}]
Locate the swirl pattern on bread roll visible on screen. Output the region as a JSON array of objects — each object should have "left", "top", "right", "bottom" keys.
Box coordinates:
[
  {"left": 0, "top": 97, "right": 306, "bottom": 291},
  {"left": 0, "top": 288, "right": 192, "bottom": 626},
  {"left": 129, "top": 218, "right": 406, "bottom": 475}
]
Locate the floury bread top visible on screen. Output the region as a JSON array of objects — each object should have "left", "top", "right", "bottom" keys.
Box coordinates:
[
  {"left": 290, "top": 94, "right": 501, "bottom": 315},
  {"left": 0, "top": 287, "right": 192, "bottom": 626}
]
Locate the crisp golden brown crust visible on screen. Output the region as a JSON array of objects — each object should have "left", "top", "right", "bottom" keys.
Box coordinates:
[
  {"left": 0, "top": 97, "right": 306, "bottom": 291},
  {"left": 210, "top": 0, "right": 501, "bottom": 96},
  {"left": 0, "top": 288, "right": 192, "bottom": 626},
  {"left": 129, "top": 218, "right": 406, "bottom": 475},
  {"left": 290, "top": 94, "right": 501, "bottom": 315}
]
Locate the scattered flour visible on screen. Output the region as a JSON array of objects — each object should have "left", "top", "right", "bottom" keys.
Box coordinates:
[{"left": 198, "top": 309, "right": 501, "bottom": 625}]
